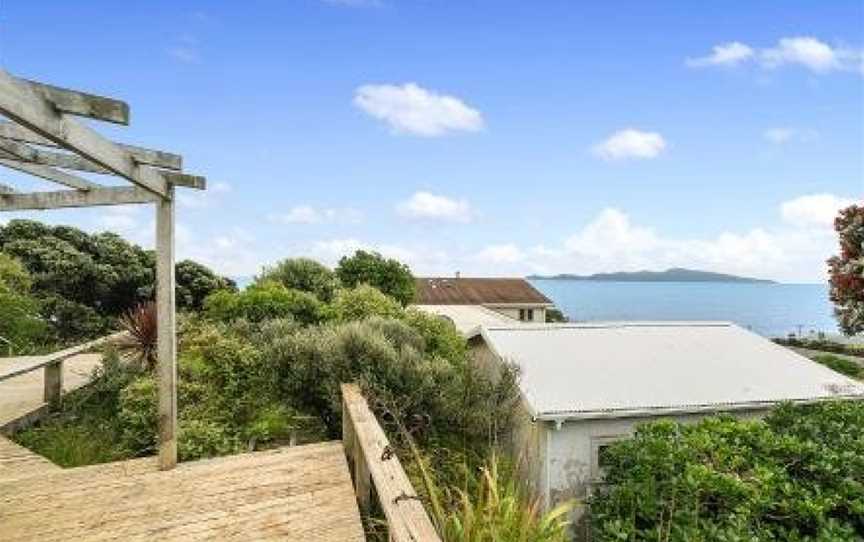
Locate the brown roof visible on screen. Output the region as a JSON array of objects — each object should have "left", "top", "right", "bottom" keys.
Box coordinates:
[{"left": 414, "top": 277, "right": 553, "bottom": 306}]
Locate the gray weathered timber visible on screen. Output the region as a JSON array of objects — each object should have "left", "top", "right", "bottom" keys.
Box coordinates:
[
  {"left": 0, "top": 141, "right": 205, "bottom": 190},
  {"left": 341, "top": 383, "right": 441, "bottom": 542},
  {"left": 156, "top": 188, "right": 178, "bottom": 470},
  {"left": 0, "top": 69, "right": 168, "bottom": 197},
  {"left": 0, "top": 187, "right": 157, "bottom": 211},
  {"left": 0, "top": 158, "right": 100, "bottom": 191},
  {"left": 0, "top": 122, "right": 183, "bottom": 170},
  {"left": 23, "top": 78, "right": 130, "bottom": 125}
]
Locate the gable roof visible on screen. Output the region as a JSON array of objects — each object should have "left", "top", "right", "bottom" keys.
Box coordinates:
[
  {"left": 469, "top": 322, "right": 864, "bottom": 421},
  {"left": 414, "top": 304, "right": 518, "bottom": 334},
  {"left": 415, "top": 277, "right": 553, "bottom": 306}
]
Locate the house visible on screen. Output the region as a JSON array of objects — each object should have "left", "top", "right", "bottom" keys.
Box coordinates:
[
  {"left": 467, "top": 321, "right": 864, "bottom": 527},
  {"left": 414, "top": 277, "right": 555, "bottom": 326}
]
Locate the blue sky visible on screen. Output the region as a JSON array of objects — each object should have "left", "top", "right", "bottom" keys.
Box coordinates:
[{"left": 0, "top": 1, "right": 861, "bottom": 282}]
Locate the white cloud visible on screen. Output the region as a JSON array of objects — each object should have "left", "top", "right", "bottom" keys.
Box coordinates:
[
  {"left": 268, "top": 205, "right": 362, "bottom": 225},
  {"left": 353, "top": 83, "right": 484, "bottom": 137},
  {"left": 763, "top": 128, "right": 818, "bottom": 144},
  {"left": 686, "top": 42, "right": 755, "bottom": 67},
  {"left": 211, "top": 182, "right": 232, "bottom": 193},
  {"left": 761, "top": 37, "right": 840, "bottom": 72},
  {"left": 780, "top": 193, "right": 856, "bottom": 228},
  {"left": 396, "top": 191, "right": 474, "bottom": 223},
  {"left": 689, "top": 36, "right": 863, "bottom": 74},
  {"left": 591, "top": 129, "right": 667, "bottom": 161},
  {"left": 476, "top": 244, "right": 524, "bottom": 264}
]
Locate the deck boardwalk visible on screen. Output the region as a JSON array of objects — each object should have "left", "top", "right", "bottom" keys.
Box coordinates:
[
  {"left": 0, "top": 441, "right": 365, "bottom": 541},
  {"left": 0, "top": 435, "right": 60, "bottom": 483}
]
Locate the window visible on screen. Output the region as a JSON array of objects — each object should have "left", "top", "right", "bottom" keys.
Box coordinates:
[
  {"left": 519, "top": 309, "right": 534, "bottom": 322},
  {"left": 591, "top": 435, "right": 627, "bottom": 482}
]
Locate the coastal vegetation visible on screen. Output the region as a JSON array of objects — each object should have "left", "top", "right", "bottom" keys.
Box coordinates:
[{"left": 590, "top": 401, "right": 864, "bottom": 541}]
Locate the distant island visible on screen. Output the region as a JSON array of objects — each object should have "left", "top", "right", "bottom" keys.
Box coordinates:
[{"left": 528, "top": 267, "right": 777, "bottom": 284}]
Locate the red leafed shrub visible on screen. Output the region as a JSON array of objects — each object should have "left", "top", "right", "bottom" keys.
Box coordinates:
[
  {"left": 828, "top": 204, "right": 864, "bottom": 335},
  {"left": 118, "top": 301, "right": 157, "bottom": 370}
]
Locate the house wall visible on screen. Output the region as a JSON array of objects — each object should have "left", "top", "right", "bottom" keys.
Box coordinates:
[{"left": 486, "top": 305, "right": 547, "bottom": 323}]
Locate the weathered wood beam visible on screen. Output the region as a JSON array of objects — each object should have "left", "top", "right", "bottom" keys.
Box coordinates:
[
  {"left": 0, "top": 139, "right": 205, "bottom": 190},
  {"left": 0, "top": 157, "right": 100, "bottom": 191},
  {"left": 23, "top": 79, "right": 129, "bottom": 125},
  {"left": 0, "top": 122, "right": 183, "bottom": 170},
  {"left": 0, "top": 186, "right": 158, "bottom": 211},
  {"left": 0, "top": 70, "right": 168, "bottom": 198},
  {"left": 156, "top": 189, "right": 178, "bottom": 470}
]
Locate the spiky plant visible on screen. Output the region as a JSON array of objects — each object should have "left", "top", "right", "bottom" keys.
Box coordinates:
[{"left": 118, "top": 301, "right": 158, "bottom": 370}]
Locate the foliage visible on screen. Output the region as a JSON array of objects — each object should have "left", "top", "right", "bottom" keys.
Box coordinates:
[
  {"left": 335, "top": 250, "right": 416, "bottom": 306},
  {"left": 812, "top": 353, "right": 862, "bottom": 379},
  {"left": 204, "top": 281, "right": 324, "bottom": 325},
  {"left": 0, "top": 253, "right": 50, "bottom": 353},
  {"left": 0, "top": 219, "right": 230, "bottom": 341},
  {"left": 589, "top": 401, "right": 864, "bottom": 541},
  {"left": 117, "top": 301, "right": 158, "bottom": 370},
  {"left": 175, "top": 259, "right": 236, "bottom": 311},
  {"left": 413, "top": 451, "right": 574, "bottom": 542},
  {"left": 774, "top": 336, "right": 864, "bottom": 358},
  {"left": 328, "top": 284, "right": 403, "bottom": 322},
  {"left": 256, "top": 257, "right": 339, "bottom": 301},
  {"left": 545, "top": 308, "right": 567, "bottom": 323},
  {"left": 828, "top": 204, "right": 864, "bottom": 336}
]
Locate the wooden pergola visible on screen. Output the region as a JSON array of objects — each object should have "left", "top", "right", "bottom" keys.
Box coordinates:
[{"left": 0, "top": 69, "right": 207, "bottom": 470}]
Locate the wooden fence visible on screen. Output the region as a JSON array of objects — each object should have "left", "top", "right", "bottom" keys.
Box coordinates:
[{"left": 341, "top": 383, "right": 441, "bottom": 542}]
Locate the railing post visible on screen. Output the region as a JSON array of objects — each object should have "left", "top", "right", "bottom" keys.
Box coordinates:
[
  {"left": 354, "top": 430, "right": 372, "bottom": 514},
  {"left": 43, "top": 360, "right": 62, "bottom": 404}
]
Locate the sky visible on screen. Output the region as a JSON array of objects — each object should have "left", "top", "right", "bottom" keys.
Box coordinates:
[{"left": 0, "top": 1, "right": 861, "bottom": 283}]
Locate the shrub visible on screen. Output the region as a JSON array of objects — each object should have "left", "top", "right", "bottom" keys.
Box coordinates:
[
  {"left": 204, "top": 281, "right": 324, "bottom": 325},
  {"left": 256, "top": 257, "right": 339, "bottom": 301},
  {"left": 589, "top": 401, "right": 864, "bottom": 541},
  {"left": 117, "top": 301, "right": 158, "bottom": 370},
  {"left": 178, "top": 419, "right": 238, "bottom": 460},
  {"left": 175, "top": 259, "right": 236, "bottom": 310},
  {"left": 336, "top": 250, "right": 415, "bottom": 306},
  {"left": 328, "top": 284, "right": 403, "bottom": 322}
]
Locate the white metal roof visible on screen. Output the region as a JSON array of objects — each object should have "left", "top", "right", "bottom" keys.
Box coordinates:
[
  {"left": 470, "top": 322, "right": 864, "bottom": 420},
  {"left": 413, "top": 304, "right": 517, "bottom": 335}
]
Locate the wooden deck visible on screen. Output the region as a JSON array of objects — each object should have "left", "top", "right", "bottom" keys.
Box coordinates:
[{"left": 0, "top": 439, "right": 365, "bottom": 541}]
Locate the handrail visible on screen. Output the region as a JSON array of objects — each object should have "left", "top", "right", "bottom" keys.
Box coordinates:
[
  {"left": 341, "top": 383, "right": 441, "bottom": 542},
  {"left": 0, "top": 332, "right": 125, "bottom": 404}
]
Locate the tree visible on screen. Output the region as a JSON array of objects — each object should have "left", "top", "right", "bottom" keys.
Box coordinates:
[
  {"left": 175, "top": 260, "right": 235, "bottom": 311},
  {"left": 204, "top": 281, "right": 324, "bottom": 325},
  {"left": 0, "top": 252, "right": 49, "bottom": 352},
  {"left": 828, "top": 204, "right": 864, "bottom": 335},
  {"left": 328, "top": 284, "right": 403, "bottom": 322},
  {"left": 335, "top": 250, "right": 415, "bottom": 306},
  {"left": 255, "top": 258, "right": 338, "bottom": 301}
]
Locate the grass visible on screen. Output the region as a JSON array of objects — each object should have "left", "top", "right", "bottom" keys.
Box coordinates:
[
  {"left": 14, "top": 421, "right": 126, "bottom": 467},
  {"left": 811, "top": 353, "right": 863, "bottom": 379}
]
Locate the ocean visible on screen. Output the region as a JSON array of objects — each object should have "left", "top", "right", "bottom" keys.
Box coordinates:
[{"left": 529, "top": 280, "right": 837, "bottom": 339}]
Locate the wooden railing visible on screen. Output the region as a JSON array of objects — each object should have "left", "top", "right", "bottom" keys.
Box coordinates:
[
  {"left": 341, "top": 383, "right": 441, "bottom": 542},
  {"left": 0, "top": 332, "right": 124, "bottom": 404}
]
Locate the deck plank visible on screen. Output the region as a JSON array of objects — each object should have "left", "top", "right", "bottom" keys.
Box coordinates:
[
  {"left": 0, "top": 435, "right": 59, "bottom": 482},
  {"left": 0, "top": 441, "right": 365, "bottom": 541}
]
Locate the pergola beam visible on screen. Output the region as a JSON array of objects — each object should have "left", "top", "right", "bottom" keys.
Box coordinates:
[
  {"left": 0, "top": 70, "right": 168, "bottom": 198},
  {"left": 0, "top": 186, "right": 158, "bottom": 211},
  {"left": 0, "top": 157, "right": 100, "bottom": 191},
  {"left": 0, "top": 138, "right": 205, "bottom": 190},
  {"left": 23, "top": 79, "right": 130, "bottom": 125},
  {"left": 0, "top": 122, "right": 183, "bottom": 170}
]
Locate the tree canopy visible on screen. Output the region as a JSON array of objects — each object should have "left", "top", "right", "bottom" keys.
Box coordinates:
[
  {"left": 828, "top": 204, "right": 864, "bottom": 336},
  {"left": 335, "top": 250, "right": 416, "bottom": 306},
  {"left": 255, "top": 257, "right": 338, "bottom": 301}
]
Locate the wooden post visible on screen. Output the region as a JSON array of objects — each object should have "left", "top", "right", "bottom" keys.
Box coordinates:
[
  {"left": 354, "top": 430, "right": 372, "bottom": 514},
  {"left": 43, "top": 361, "right": 62, "bottom": 404},
  {"left": 156, "top": 187, "right": 177, "bottom": 470}
]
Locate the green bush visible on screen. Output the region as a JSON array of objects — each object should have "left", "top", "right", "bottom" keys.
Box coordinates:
[
  {"left": 256, "top": 257, "right": 339, "bottom": 301},
  {"left": 178, "top": 419, "right": 238, "bottom": 460},
  {"left": 336, "top": 250, "right": 416, "bottom": 306},
  {"left": 589, "top": 401, "right": 864, "bottom": 541},
  {"left": 327, "top": 284, "right": 403, "bottom": 322},
  {"left": 204, "top": 281, "right": 324, "bottom": 325},
  {"left": 812, "top": 354, "right": 862, "bottom": 378}
]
